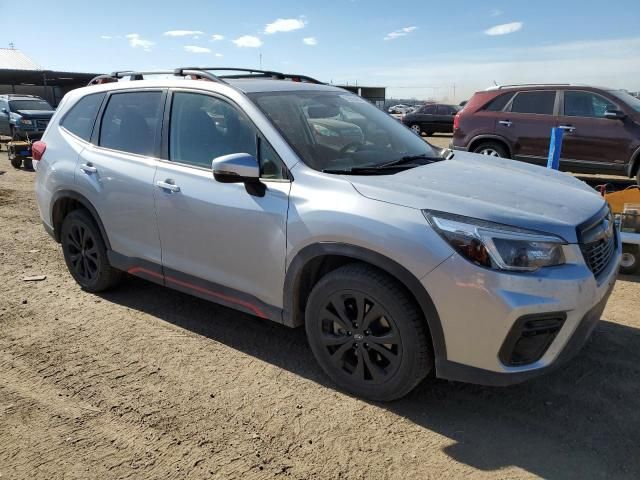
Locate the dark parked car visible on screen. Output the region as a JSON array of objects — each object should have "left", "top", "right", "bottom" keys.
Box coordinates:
[
  {"left": 401, "top": 103, "right": 461, "bottom": 136},
  {"left": 451, "top": 84, "right": 640, "bottom": 185},
  {"left": 0, "top": 94, "right": 55, "bottom": 140}
]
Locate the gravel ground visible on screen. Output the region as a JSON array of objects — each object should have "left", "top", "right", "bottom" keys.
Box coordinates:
[{"left": 1, "top": 152, "right": 639, "bottom": 480}]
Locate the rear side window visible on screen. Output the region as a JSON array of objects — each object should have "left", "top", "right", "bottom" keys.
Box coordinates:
[
  {"left": 510, "top": 91, "right": 556, "bottom": 115},
  {"left": 99, "top": 91, "right": 163, "bottom": 156},
  {"left": 61, "top": 93, "right": 105, "bottom": 141},
  {"left": 484, "top": 92, "right": 515, "bottom": 112},
  {"left": 421, "top": 104, "right": 436, "bottom": 114}
]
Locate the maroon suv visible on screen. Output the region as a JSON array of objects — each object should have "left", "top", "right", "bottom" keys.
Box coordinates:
[{"left": 451, "top": 84, "right": 640, "bottom": 184}]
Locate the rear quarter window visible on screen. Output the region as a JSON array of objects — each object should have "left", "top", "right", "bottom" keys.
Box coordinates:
[
  {"left": 484, "top": 92, "right": 515, "bottom": 112},
  {"left": 61, "top": 93, "right": 106, "bottom": 141}
]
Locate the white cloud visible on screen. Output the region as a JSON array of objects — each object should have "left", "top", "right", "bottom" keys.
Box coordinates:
[
  {"left": 384, "top": 26, "right": 417, "bottom": 41},
  {"left": 126, "top": 33, "right": 155, "bottom": 51},
  {"left": 211, "top": 34, "right": 224, "bottom": 41},
  {"left": 484, "top": 22, "right": 523, "bottom": 36},
  {"left": 100, "top": 35, "right": 112, "bottom": 40},
  {"left": 303, "top": 37, "right": 317, "bottom": 46},
  {"left": 164, "top": 30, "right": 204, "bottom": 37},
  {"left": 264, "top": 18, "right": 306, "bottom": 34},
  {"left": 184, "top": 45, "right": 211, "bottom": 53},
  {"left": 232, "top": 35, "right": 263, "bottom": 48}
]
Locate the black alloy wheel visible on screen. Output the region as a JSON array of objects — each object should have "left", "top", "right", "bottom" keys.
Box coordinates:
[{"left": 306, "top": 263, "right": 433, "bottom": 401}]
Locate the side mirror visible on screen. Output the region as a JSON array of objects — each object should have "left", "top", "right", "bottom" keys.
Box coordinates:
[
  {"left": 604, "top": 109, "right": 626, "bottom": 120},
  {"left": 212, "top": 153, "right": 260, "bottom": 183}
]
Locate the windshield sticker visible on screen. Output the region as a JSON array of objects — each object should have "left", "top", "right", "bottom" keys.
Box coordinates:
[{"left": 340, "top": 94, "right": 366, "bottom": 103}]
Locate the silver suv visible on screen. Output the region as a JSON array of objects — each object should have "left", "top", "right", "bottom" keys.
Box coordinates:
[{"left": 34, "top": 68, "right": 620, "bottom": 401}]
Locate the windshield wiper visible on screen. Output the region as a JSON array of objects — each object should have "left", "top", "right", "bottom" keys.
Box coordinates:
[
  {"left": 322, "top": 164, "right": 419, "bottom": 175},
  {"left": 378, "top": 153, "right": 443, "bottom": 169}
]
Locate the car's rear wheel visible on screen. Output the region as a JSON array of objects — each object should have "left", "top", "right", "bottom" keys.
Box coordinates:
[
  {"left": 409, "top": 124, "right": 422, "bottom": 136},
  {"left": 620, "top": 244, "right": 639, "bottom": 275},
  {"left": 61, "top": 209, "right": 123, "bottom": 292},
  {"left": 473, "top": 141, "right": 508, "bottom": 158},
  {"left": 305, "top": 263, "right": 433, "bottom": 401}
]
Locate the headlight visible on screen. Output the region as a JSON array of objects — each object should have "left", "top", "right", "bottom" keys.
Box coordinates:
[
  {"left": 424, "top": 211, "right": 566, "bottom": 272},
  {"left": 19, "top": 118, "right": 33, "bottom": 125}
]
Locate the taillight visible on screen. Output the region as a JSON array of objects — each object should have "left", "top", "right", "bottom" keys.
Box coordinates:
[
  {"left": 32, "top": 141, "right": 46, "bottom": 161},
  {"left": 453, "top": 113, "right": 461, "bottom": 131}
]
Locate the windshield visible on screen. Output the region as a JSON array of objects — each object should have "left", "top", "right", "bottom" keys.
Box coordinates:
[
  {"left": 9, "top": 99, "right": 53, "bottom": 112},
  {"left": 249, "top": 90, "right": 439, "bottom": 172},
  {"left": 608, "top": 90, "right": 640, "bottom": 113}
]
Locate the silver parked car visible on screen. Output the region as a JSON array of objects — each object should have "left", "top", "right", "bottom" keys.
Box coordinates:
[{"left": 33, "top": 68, "right": 620, "bottom": 401}]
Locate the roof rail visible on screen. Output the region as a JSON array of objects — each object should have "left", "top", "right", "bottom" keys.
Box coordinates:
[
  {"left": 486, "top": 83, "right": 574, "bottom": 91},
  {"left": 87, "top": 67, "right": 324, "bottom": 87}
]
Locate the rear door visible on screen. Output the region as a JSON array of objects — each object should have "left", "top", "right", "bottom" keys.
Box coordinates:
[
  {"left": 417, "top": 104, "right": 437, "bottom": 132},
  {"left": 499, "top": 90, "right": 558, "bottom": 164},
  {"left": 435, "top": 105, "right": 458, "bottom": 133},
  {"left": 557, "top": 90, "right": 631, "bottom": 174},
  {"left": 74, "top": 89, "right": 165, "bottom": 272}
]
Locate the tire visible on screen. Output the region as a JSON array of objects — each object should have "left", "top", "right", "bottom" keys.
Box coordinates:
[
  {"left": 409, "top": 124, "right": 422, "bottom": 136},
  {"left": 23, "top": 158, "right": 33, "bottom": 170},
  {"left": 60, "top": 209, "right": 123, "bottom": 292},
  {"left": 305, "top": 263, "right": 433, "bottom": 401},
  {"left": 473, "top": 141, "right": 508, "bottom": 158},
  {"left": 10, "top": 155, "right": 22, "bottom": 169},
  {"left": 620, "top": 244, "right": 640, "bottom": 275}
]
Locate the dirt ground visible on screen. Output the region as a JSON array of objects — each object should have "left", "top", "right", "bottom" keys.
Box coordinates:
[{"left": 1, "top": 150, "right": 639, "bottom": 480}]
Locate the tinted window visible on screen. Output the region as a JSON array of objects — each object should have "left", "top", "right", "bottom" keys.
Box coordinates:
[
  {"left": 61, "top": 93, "right": 105, "bottom": 141},
  {"left": 169, "top": 92, "right": 285, "bottom": 178},
  {"left": 421, "top": 104, "right": 436, "bottom": 114},
  {"left": 99, "top": 91, "right": 163, "bottom": 156},
  {"left": 510, "top": 91, "right": 556, "bottom": 115},
  {"left": 485, "top": 92, "right": 515, "bottom": 112},
  {"left": 564, "top": 91, "right": 616, "bottom": 118},
  {"left": 436, "top": 105, "right": 459, "bottom": 115}
]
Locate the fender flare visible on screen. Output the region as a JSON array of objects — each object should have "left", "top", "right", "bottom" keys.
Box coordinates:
[
  {"left": 467, "top": 134, "right": 513, "bottom": 157},
  {"left": 50, "top": 190, "right": 111, "bottom": 249},
  {"left": 283, "top": 242, "right": 447, "bottom": 362}
]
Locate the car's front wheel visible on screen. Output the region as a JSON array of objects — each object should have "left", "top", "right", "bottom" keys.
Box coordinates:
[
  {"left": 305, "top": 263, "right": 433, "bottom": 401},
  {"left": 61, "top": 209, "right": 123, "bottom": 292},
  {"left": 409, "top": 124, "right": 422, "bottom": 136}
]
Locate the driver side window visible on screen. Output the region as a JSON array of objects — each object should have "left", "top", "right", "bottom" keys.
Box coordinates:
[{"left": 169, "top": 92, "right": 286, "bottom": 179}]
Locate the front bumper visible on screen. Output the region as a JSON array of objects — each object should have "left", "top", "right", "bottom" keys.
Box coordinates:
[{"left": 423, "top": 242, "right": 620, "bottom": 386}]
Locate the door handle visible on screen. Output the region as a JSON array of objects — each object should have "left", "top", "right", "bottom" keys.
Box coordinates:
[
  {"left": 80, "top": 163, "right": 97, "bottom": 174},
  {"left": 498, "top": 120, "right": 512, "bottom": 127},
  {"left": 559, "top": 125, "right": 576, "bottom": 133},
  {"left": 156, "top": 180, "right": 181, "bottom": 193}
]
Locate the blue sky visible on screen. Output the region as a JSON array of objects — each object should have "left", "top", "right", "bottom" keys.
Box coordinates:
[{"left": 2, "top": 0, "right": 639, "bottom": 101}]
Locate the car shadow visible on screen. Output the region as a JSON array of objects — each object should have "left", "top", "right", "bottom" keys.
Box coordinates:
[{"left": 97, "top": 276, "right": 640, "bottom": 479}]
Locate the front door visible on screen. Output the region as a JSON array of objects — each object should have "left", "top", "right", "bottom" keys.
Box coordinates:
[
  {"left": 557, "top": 90, "right": 632, "bottom": 174},
  {"left": 499, "top": 90, "right": 558, "bottom": 164},
  {"left": 154, "top": 90, "right": 290, "bottom": 317}
]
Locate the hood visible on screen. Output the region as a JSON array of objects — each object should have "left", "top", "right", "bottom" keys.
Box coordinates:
[
  {"left": 347, "top": 151, "right": 606, "bottom": 243},
  {"left": 16, "top": 109, "right": 55, "bottom": 118}
]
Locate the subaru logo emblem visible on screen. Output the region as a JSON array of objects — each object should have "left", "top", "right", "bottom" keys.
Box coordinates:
[{"left": 353, "top": 333, "right": 364, "bottom": 341}]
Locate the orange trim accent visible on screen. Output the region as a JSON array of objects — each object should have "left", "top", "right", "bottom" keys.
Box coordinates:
[{"left": 127, "top": 266, "right": 267, "bottom": 318}]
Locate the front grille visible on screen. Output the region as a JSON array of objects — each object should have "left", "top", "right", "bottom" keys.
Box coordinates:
[
  {"left": 35, "top": 119, "right": 49, "bottom": 129},
  {"left": 579, "top": 210, "right": 616, "bottom": 278}
]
